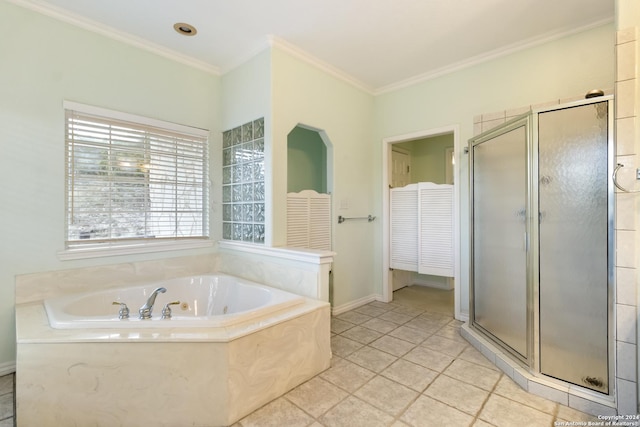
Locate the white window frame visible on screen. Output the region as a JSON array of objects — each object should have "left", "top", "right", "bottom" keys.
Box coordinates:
[{"left": 59, "top": 101, "right": 212, "bottom": 260}]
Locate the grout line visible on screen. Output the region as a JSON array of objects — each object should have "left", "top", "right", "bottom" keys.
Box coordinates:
[
  {"left": 472, "top": 371, "right": 504, "bottom": 426},
  {"left": 244, "top": 288, "right": 596, "bottom": 425}
]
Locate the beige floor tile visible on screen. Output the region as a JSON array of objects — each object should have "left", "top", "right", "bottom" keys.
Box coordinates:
[
  {"left": 319, "top": 357, "right": 376, "bottom": 393},
  {"left": 424, "top": 374, "right": 489, "bottom": 416},
  {"left": 341, "top": 325, "right": 384, "bottom": 345},
  {"left": 556, "top": 404, "right": 599, "bottom": 422},
  {"left": 418, "top": 312, "right": 453, "bottom": 324},
  {"left": 403, "top": 345, "right": 454, "bottom": 372},
  {"left": 285, "top": 377, "right": 348, "bottom": 418},
  {"left": 391, "top": 421, "right": 411, "bottom": 427},
  {"left": 401, "top": 394, "right": 474, "bottom": 427},
  {"left": 360, "top": 318, "right": 399, "bottom": 334},
  {"left": 336, "top": 311, "right": 372, "bottom": 325},
  {"left": 378, "top": 310, "right": 415, "bottom": 325},
  {"left": 473, "top": 420, "right": 497, "bottom": 427},
  {"left": 0, "top": 393, "right": 13, "bottom": 421},
  {"left": 319, "top": 396, "right": 395, "bottom": 427},
  {"left": 354, "top": 376, "right": 419, "bottom": 416},
  {"left": 444, "top": 359, "right": 501, "bottom": 391},
  {"left": 366, "top": 301, "right": 396, "bottom": 311},
  {"left": 422, "top": 334, "right": 468, "bottom": 357},
  {"left": 479, "top": 394, "right": 554, "bottom": 427},
  {"left": 493, "top": 376, "right": 557, "bottom": 415},
  {"left": 331, "top": 318, "right": 355, "bottom": 334},
  {"left": 391, "top": 306, "right": 425, "bottom": 317},
  {"left": 347, "top": 346, "right": 398, "bottom": 373},
  {"left": 404, "top": 317, "right": 446, "bottom": 334},
  {"left": 381, "top": 359, "right": 439, "bottom": 392},
  {"left": 369, "top": 335, "right": 416, "bottom": 357},
  {"left": 388, "top": 325, "right": 432, "bottom": 345},
  {"left": 434, "top": 325, "right": 468, "bottom": 344},
  {"left": 392, "top": 286, "right": 454, "bottom": 314},
  {"left": 0, "top": 376, "right": 12, "bottom": 396},
  {"left": 457, "top": 346, "right": 500, "bottom": 371},
  {"left": 354, "top": 305, "right": 387, "bottom": 317},
  {"left": 331, "top": 335, "right": 364, "bottom": 357},
  {"left": 448, "top": 319, "right": 465, "bottom": 328},
  {"left": 239, "top": 397, "right": 314, "bottom": 427}
]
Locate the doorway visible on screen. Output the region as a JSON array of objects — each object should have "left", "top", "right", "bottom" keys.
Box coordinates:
[{"left": 382, "top": 125, "right": 462, "bottom": 320}]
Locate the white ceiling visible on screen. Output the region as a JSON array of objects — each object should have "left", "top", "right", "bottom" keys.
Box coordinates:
[{"left": 12, "top": 0, "right": 614, "bottom": 93}]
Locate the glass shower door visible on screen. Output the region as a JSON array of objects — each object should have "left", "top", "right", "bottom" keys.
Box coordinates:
[
  {"left": 471, "top": 118, "right": 529, "bottom": 359},
  {"left": 538, "top": 101, "right": 610, "bottom": 393}
]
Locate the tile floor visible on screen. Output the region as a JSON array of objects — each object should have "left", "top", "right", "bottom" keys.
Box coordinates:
[
  {"left": 1, "top": 285, "right": 598, "bottom": 426},
  {"left": 0, "top": 373, "right": 14, "bottom": 427},
  {"left": 237, "top": 285, "right": 598, "bottom": 427}
]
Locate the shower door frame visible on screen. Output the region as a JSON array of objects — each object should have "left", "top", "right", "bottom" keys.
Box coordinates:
[
  {"left": 530, "top": 96, "right": 616, "bottom": 395},
  {"left": 469, "top": 113, "right": 535, "bottom": 367},
  {"left": 469, "top": 96, "right": 616, "bottom": 397}
]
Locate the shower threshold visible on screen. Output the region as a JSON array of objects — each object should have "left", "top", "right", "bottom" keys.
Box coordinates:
[{"left": 460, "top": 324, "right": 617, "bottom": 417}]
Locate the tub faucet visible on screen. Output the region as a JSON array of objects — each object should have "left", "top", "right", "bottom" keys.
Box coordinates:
[{"left": 139, "top": 287, "right": 166, "bottom": 319}]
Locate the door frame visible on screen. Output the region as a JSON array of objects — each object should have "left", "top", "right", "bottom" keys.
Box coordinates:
[{"left": 381, "top": 124, "right": 462, "bottom": 320}]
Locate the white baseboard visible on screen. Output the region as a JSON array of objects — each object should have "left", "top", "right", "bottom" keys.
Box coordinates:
[
  {"left": 0, "top": 360, "right": 16, "bottom": 376},
  {"left": 332, "top": 294, "right": 381, "bottom": 316}
]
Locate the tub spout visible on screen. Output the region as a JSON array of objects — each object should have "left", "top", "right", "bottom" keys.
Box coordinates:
[{"left": 139, "top": 287, "right": 166, "bottom": 319}]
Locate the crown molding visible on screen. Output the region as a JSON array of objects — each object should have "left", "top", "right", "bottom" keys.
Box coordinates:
[
  {"left": 6, "top": 0, "right": 220, "bottom": 75},
  {"left": 266, "top": 35, "right": 375, "bottom": 95},
  {"left": 375, "top": 17, "right": 614, "bottom": 95},
  {"left": 7, "top": 0, "right": 613, "bottom": 96},
  {"left": 218, "top": 37, "right": 273, "bottom": 76}
]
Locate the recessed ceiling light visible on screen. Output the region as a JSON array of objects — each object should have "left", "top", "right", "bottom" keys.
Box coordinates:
[{"left": 174, "top": 23, "right": 197, "bottom": 36}]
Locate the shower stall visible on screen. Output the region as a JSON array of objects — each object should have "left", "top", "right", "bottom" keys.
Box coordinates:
[{"left": 469, "top": 96, "right": 614, "bottom": 395}]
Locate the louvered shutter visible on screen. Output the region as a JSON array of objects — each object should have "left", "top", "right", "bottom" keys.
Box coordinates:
[
  {"left": 286, "top": 190, "right": 331, "bottom": 250},
  {"left": 390, "top": 183, "right": 454, "bottom": 277},
  {"left": 419, "top": 183, "right": 454, "bottom": 276},
  {"left": 390, "top": 184, "right": 419, "bottom": 271}
]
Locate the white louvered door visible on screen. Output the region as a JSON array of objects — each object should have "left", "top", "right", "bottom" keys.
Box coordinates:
[
  {"left": 390, "top": 184, "right": 419, "bottom": 272},
  {"left": 287, "top": 190, "right": 331, "bottom": 250},
  {"left": 418, "top": 183, "right": 454, "bottom": 276},
  {"left": 390, "top": 183, "right": 454, "bottom": 277}
]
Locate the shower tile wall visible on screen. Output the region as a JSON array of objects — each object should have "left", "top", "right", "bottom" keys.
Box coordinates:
[
  {"left": 614, "top": 26, "right": 638, "bottom": 415},
  {"left": 222, "top": 118, "right": 265, "bottom": 244}
]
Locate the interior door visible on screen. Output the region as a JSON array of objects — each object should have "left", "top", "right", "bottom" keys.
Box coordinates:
[
  {"left": 471, "top": 118, "right": 530, "bottom": 359},
  {"left": 391, "top": 149, "right": 411, "bottom": 188}
]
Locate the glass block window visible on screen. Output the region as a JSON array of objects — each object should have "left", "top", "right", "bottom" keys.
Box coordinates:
[{"left": 222, "top": 118, "right": 265, "bottom": 244}]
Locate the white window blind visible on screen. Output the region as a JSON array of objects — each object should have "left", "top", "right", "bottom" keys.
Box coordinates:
[{"left": 64, "top": 102, "right": 209, "bottom": 249}]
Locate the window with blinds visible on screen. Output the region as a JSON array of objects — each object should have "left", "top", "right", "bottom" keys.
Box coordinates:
[{"left": 64, "top": 102, "right": 209, "bottom": 250}]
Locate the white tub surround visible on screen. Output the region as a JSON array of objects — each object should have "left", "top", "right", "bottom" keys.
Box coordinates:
[
  {"left": 15, "top": 254, "right": 218, "bottom": 305},
  {"left": 217, "top": 240, "right": 335, "bottom": 302},
  {"left": 16, "top": 261, "right": 332, "bottom": 426},
  {"left": 16, "top": 294, "right": 330, "bottom": 426},
  {"left": 43, "top": 274, "right": 305, "bottom": 329}
]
